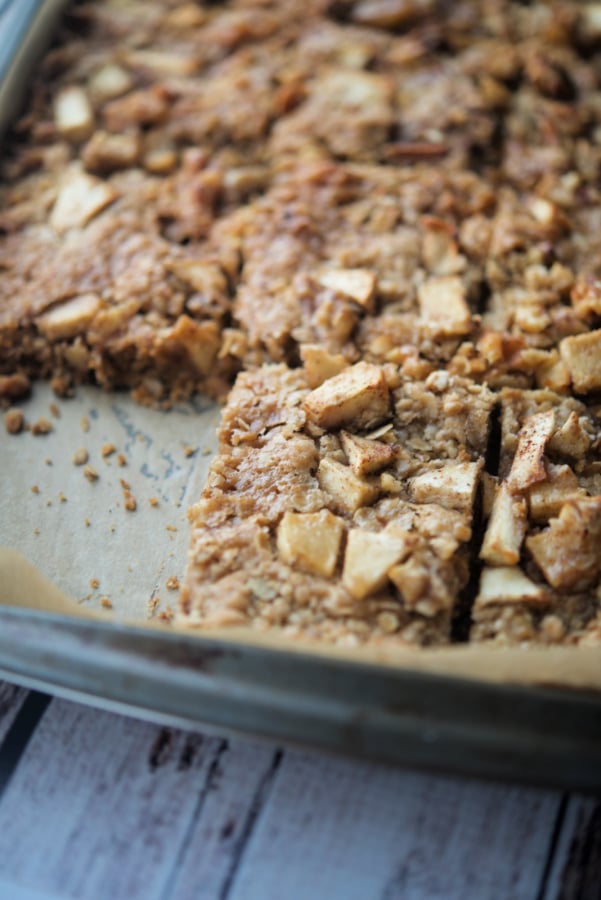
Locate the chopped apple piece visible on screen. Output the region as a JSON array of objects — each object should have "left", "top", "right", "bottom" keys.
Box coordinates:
[
  {"left": 528, "top": 464, "right": 584, "bottom": 522},
  {"left": 303, "top": 362, "right": 390, "bottom": 430},
  {"left": 88, "top": 63, "right": 134, "bottom": 102},
  {"left": 475, "top": 567, "right": 549, "bottom": 609},
  {"left": 526, "top": 497, "right": 601, "bottom": 591},
  {"left": 409, "top": 461, "right": 482, "bottom": 512},
  {"left": 340, "top": 430, "right": 395, "bottom": 476},
  {"left": 277, "top": 510, "right": 345, "bottom": 577},
  {"left": 160, "top": 316, "right": 220, "bottom": 375},
  {"left": 549, "top": 411, "right": 592, "bottom": 459},
  {"left": 560, "top": 330, "right": 601, "bottom": 393},
  {"left": 579, "top": 3, "right": 601, "bottom": 42},
  {"left": 54, "top": 86, "right": 94, "bottom": 142},
  {"left": 50, "top": 167, "right": 119, "bottom": 233},
  {"left": 167, "top": 260, "right": 228, "bottom": 295},
  {"left": 507, "top": 409, "right": 555, "bottom": 491},
  {"left": 342, "top": 525, "right": 412, "bottom": 600},
  {"left": 300, "top": 344, "right": 348, "bottom": 389},
  {"left": 352, "top": 0, "right": 436, "bottom": 28},
  {"left": 417, "top": 275, "right": 472, "bottom": 336},
  {"left": 317, "top": 268, "right": 376, "bottom": 311},
  {"left": 318, "top": 457, "right": 380, "bottom": 514},
  {"left": 37, "top": 294, "right": 101, "bottom": 341},
  {"left": 123, "top": 49, "right": 199, "bottom": 77},
  {"left": 480, "top": 482, "right": 527, "bottom": 565},
  {"left": 388, "top": 557, "right": 429, "bottom": 608}
]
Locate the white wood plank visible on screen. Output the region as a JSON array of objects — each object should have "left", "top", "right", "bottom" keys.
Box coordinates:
[
  {"left": 0, "top": 698, "right": 227, "bottom": 900},
  {"left": 228, "top": 750, "right": 561, "bottom": 900},
  {"left": 0, "top": 877, "right": 64, "bottom": 900},
  {"left": 163, "top": 742, "right": 279, "bottom": 900},
  {"left": 0, "top": 682, "right": 28, "bottom": 746},
  {"left": 543, "top": 794, "right": 601, "bottom": 900}
]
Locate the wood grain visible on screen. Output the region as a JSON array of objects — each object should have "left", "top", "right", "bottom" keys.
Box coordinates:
[
  {"left": 0, "top": 693, "right": 597, "bottom": 900},
  {"left": 227, "top": 751, "right": 562, "bottom": 900},
  {"left": 544, "top": 795, "right": 601, "bottom": 900},
  {"left": 0, "top": 682, "right": 28, "bottom": 746},
  {"left": 0, "top": 698, "right": 224, "bottom": 900}
]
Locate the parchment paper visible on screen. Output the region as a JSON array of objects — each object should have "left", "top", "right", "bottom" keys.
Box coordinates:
[{"left": 1, "top": 382, "right": 600, "bottom": 692}]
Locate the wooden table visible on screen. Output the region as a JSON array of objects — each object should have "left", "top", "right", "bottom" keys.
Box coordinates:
[{"left": 0, "top": 683, "right": 597, "bottom": 899}]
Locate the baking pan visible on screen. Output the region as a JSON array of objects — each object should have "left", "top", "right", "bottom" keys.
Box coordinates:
[
  {"left": 0, "top": 0, "right": 71, "bottom": 140},
  {"left": 0, "top": 3, "right": 600, "bottom": 791}
]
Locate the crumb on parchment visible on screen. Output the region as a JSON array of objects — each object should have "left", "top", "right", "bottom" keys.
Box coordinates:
[
  {"left": 83, "top": 464, "right": 99, "bottom": 482},
  {"left": 73, "top": 448, "right": 88, "bottom": 465},
  {"left": 101, "top": 442, "right": 116, "bottom": 457},
  {"left": 31, "top": 417, "right": 53, "bottom": 435},
  {"left": 166, "top": 575, "right": 180, "bottom": 591},
  {"left": 4, "top": 409, "right": 24, "bottom": 434}
]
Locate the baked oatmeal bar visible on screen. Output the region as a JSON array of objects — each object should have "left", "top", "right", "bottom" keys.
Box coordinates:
[
  {"left": 180, "top": 362, "right": 493, "bottom": 646},
  {"left": 472, "top": 389, "right": 601, "bottom": 645}
]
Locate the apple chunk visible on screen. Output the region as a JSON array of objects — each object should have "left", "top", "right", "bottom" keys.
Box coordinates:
[
  {"left": 475, "top": 567, "right": 549, "bottom": 609},
  {"left": 340, "top": 430, "right": 395, "bottom": 476},
  {"left": 507, "top": 409, "right": 555, "bottom": 491},
  {"left": 317, "top": 268, "right": 376, "bottom": 311},
  {"left": 480, "top": 482, "right": 527, "bottom": 565},
  {"left": 303, "top": 362, "right": 390, "bottom": 430},
  {"left": 409, "top": 461, "right": 482, "bottom": 512},
  {"left": 277, "top": 510, "right": 345, "bottom": 578},
  {"left": 342, "top": 526, "right": 413, "bottom": 600},
  {"left": 318, "top": 457, "right": 380, "bottom": 514}
]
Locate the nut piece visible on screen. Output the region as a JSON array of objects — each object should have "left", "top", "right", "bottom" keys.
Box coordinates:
[
  {"left": 528, "top": 464, "right": 584, "bottom": 522},
  {"left": 300, "top": 344, "right": 348, "bottom": 389},
  {"left": 507, "top": 409, "right": 555, "bottom": 491},
  {"left": 50, "top": 167, "right": 119, "bottom": 233},
  {"left": 340, "top": 430, "right": 395, "bottom": 476},
  {"left": 277, "top": 509, "right": 345, "bottom": 578},
  {"left": 526, "top": 497, "right": 601, "bottom": 591},
  {"left": 560, "top": 330, "right": 601, "bottom": 393},
  {"left": 54, "top": 86, "right": 94, "bottom": 142},
  {"left": 82, "top": 130, "right": 141, "bottom": 174},
  {"left": 318, "top": 457, "right": 380, "bottom": 514},
  {"left": 317, "top": 268, "right": 377, "bottom": 311},
  {"left": 480, "top": 482, "right": 527, "bottom": 565},
  {"left": 418, "top": 275, "right": 472, "bottom": 336},
  {"left": 409, "top": 461, "right": 482, "bottom": 512},
  {"left": 475, "top": 567, "right": 549, "bottom": 609},
  {"left": 303, "top": 362, "right": 390, "bottom": 430},
  {"left": 342, "top": 525, "right": 412, "bottom": 600},
  {"left": 37, "top": 294, "right": 101, "bottom": 342}
]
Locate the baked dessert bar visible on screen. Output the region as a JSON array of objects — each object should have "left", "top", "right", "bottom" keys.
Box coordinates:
[
  {"left": 181, "top": 361, "right": 493, "bottom": 646},
  {"left": 2, "top": 0, "right": 601, "bottom": 648},
  {"left": 473, "top": 388, "right": 601, "bottom": 645}
]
